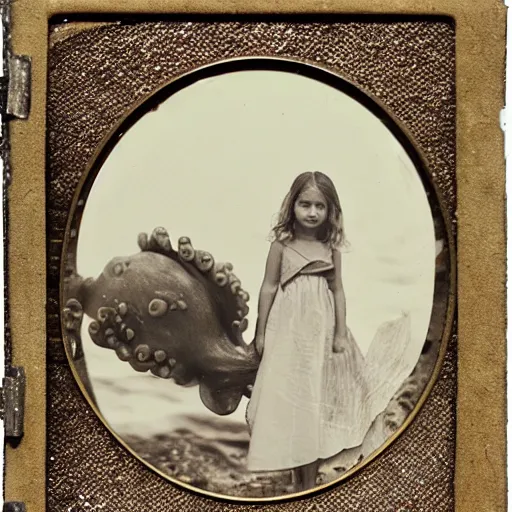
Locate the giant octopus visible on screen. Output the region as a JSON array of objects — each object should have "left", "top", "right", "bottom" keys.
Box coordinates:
[
  {"left": 62, "top": 221, "right": 451, "bottom": 473},
  {"left": 63, "top": 227, "right": 260, "bottom": 416}
]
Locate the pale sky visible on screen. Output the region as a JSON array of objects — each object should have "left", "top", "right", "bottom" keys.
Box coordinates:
[{"left": 75, "top": 69, "right": 436, "bottom": 431}]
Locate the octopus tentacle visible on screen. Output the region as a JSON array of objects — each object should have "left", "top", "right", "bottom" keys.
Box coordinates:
[
  {"left": 231, "top": 318, "right": 249, "bottom": 347},
  {"left": 129, "top": 359, "right": 157, "bottom": 373},
  {"left": 62, "top": 298, "right": 85, "bottom": 360},
  {"left": 194, "top": 250, "right": 215, "bottom": 273},
  {"left": 199, "top": 381, "right": 244, "bottom": 416},
  {"left": 168, "top": 363, "right": 198, "bottom": 386},
  {"left": 148, "top": 227, "right": 174, "bottom": 255},
  {"left": 62, "top": 297, "right": 99, "bottom": 406},
  {"left": 177, "top": 236, "right": 195, "bottom": 262},
  {"left": 115, "top": 345, "right": 132, "bottom": 362},
  {"left": 88, "top": 300, "right": 189, "bottom": 380},
  {"left": 137, "top": 232, "right": 149, "bottom": 251},
  {"left": 173, "top": 233, "right": 252, "bottom": 349},
  {"left": 134, "top": 344, "right": 152, "bottom": 362},
  {"left": 154, "top": 349, "right": 168, "bottom": 363}
]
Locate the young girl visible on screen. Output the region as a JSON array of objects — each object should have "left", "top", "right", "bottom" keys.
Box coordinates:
[{"left": 245, "top": 171, "right": 410, "bottom": 492}]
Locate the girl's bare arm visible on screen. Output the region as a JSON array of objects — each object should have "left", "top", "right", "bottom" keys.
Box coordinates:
[
  {"left": 329, "top": 249, "right": 348, "bottom": 339},
  {"left": 255, "top": 241, "right": 283, "bottom": 344}
]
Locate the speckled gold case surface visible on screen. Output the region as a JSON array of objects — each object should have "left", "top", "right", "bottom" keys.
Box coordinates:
[{"left": 5, "top": 2, "right": 506, "bottom": 512}]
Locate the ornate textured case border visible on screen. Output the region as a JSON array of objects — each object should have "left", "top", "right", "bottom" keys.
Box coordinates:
[{"left": 4, "top": 0, "right": 506, "bottom": 511}]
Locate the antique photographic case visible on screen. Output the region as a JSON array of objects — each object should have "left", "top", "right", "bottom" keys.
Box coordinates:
[{"left": 3, "top": 1, "right": 506, "bottom": 511}]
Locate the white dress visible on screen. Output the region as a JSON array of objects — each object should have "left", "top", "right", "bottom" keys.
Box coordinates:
[{"left": 245, "top": 240, "right": 410, "bottom": 472}]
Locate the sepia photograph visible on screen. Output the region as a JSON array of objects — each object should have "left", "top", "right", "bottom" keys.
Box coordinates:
[{"left": 61, "top": 59, "right": 453, "bottom": 500}]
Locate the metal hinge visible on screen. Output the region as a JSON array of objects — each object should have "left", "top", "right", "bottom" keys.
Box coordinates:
[
  {"left": 5, "top": 52, "right": 31, "bottom": 119},
  {"left": 0, "top": 2, "right": 31, "bottom": 120},
  {"left": 3, "top": 502, "right": 26, "bottom": 512},
  {"left": 0, "top": 366, "right": 25, "bottom": 438},
  {"left": 0, "top": 3, "right": 32, "bottom": 186}
]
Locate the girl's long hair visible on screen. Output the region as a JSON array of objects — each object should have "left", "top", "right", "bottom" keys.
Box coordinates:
[{"left": 271, "top": 171, "right": 345, "bottom": 247}]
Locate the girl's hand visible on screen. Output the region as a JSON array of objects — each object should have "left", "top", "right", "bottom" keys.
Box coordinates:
[
  {"left": 333, "top": 331, "right": 349, "bottom": 353},
  {"left": 255, "top": 335, "right": 265, "bottom": 357}
]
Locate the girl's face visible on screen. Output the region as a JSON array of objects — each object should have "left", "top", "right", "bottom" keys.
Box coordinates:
[{"left": 293, "top": 186, "right": 328, "bottom": 233}]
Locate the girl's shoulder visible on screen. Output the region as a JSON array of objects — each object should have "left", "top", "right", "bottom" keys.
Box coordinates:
[
  {"left": 271, "top": 234, "right": 294, "bottom": 250},
  {"left": 269, "top": 239, "right": 286, "bottom": 256}
]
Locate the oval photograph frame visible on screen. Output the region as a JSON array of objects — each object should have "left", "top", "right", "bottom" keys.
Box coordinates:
[{"left": 60, "top": 56, "right": 456, "bottom": 503}]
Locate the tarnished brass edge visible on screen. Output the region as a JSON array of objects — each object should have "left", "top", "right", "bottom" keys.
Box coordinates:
[{"left": 45, "top": 0, "right": 495, "bottom": 18}]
